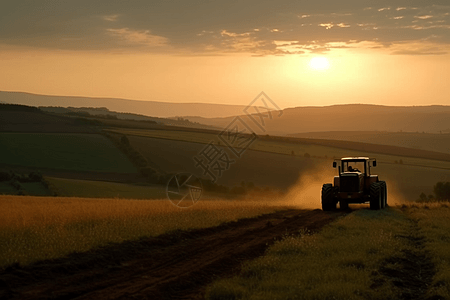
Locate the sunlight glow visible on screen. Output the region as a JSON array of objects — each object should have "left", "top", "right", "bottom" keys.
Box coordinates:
[{"left": 309, "top": 57, "right": 330, "bottom": 71}]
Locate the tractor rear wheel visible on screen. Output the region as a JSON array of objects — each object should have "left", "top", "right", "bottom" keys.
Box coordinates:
[
  {"left": 370, "top": 182, "right": 382, "bottom": 210},
  {"left": 322, "top": 184, "right": 336, "bottom": 211},
  {"left": 379, "top": 181, "right": 387, "bottom": 208}
]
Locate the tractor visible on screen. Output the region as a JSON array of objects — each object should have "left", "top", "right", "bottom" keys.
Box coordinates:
[{"left": 321, "top": 157, "right": 387, "bottom": 210}]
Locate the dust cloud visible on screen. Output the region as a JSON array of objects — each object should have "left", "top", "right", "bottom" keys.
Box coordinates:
[
  {"left": 280, "top": 162, "right": 337, "bottom": 209},
  {"left": 381, "top": 174, "right": 410, "bottom": 206}
]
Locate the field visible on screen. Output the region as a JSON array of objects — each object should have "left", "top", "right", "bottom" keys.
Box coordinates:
[
  {"left": 46, "top": 177, "right": 166, "bottom": 199},
  {"left": 207, "top": 203, "right": 450, "bottom": 300},
  {"left": 0, "top": 133, "right": 136, "bottom": 173},
  {"left": 0, "top": 195, "right": 291, "bottom": 267},
  {"left": 2, "top": 196, "right": 450, "bottom": 299},
  {"left": 125, "top": 134, "right": 450, "bottom": 199},
  {"left": 0, "top": 181, "right": 51, "bottom": 196},
  {"left": 107, "top": 128, "right": 450, "bottom": 169}
]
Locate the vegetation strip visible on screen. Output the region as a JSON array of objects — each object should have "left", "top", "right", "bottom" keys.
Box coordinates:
[
  {"left": 206, "top": 206, "right": 449, "bottom": 300},
  {"left": 371, "top": 217, "right": 436, "bottom": 300}
]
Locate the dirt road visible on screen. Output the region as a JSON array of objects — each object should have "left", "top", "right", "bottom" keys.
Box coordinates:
[{"left": 0, "top": 209, "right": 347, "bottom": 300}]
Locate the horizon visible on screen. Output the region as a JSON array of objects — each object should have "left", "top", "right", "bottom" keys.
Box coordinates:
[
  {"left": 1, "top": 90, "right": 450, "bottom": 110},
  {"left": 1, "top": 1, "right": 450, "bottom": 108}
]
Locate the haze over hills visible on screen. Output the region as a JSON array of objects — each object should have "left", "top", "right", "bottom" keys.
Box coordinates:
[
  {"left": 0, "top": 91, "right": 255, "bottom": 119},
  {"left": 3, "top": 91, "right": 450, "bottom": 136},
  {"left": 186, "top": 104, "right": 450, "bottom": 135}
]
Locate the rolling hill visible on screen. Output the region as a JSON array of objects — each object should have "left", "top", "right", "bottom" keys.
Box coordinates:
[
  {"left": 291, "top": 131, "right": 450, "bottom": 155},
  {"left": 185, "top": 104, "right": 450, "bottom": 135},
  {"left": 0, "top": 91, "right": 257, "bottom": 118}
]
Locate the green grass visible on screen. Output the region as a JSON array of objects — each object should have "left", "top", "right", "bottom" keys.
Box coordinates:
[
  {"left": 0, "top": 183, "right": 17, "bottom": 195},
  {"left": 207, "top": 204, "right": 450, "bottom": 300},
  {"left": 0, "top": 182, "right": 51, "bottom": 196},
  {"left": 206, "top": 208, "right": 412, "bottom": 300},
  {"left": 47, "top": 177, "right": 166, "bottom": 199},
  {"left": 0, "top": 133, "right": 136, "bottom": 173},
  {"left": 407, "top": 203, "right": 450, "bottom": 299}
]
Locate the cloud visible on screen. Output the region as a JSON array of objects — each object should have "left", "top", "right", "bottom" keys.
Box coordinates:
[
  {"left": 415, "top": 15, "right": 434, "bottom": 19},
  {"left": 319, "top": 23, "right": 334, "bottom": 29},
  {"left": 102, "top": 14, "right": 120, "bottom": 22},
  {"left": 0, "top": 0, "right": 449, "bottom": 56},
  {"left": 106, "top": 28, "right": 169, "bottom": 47}
]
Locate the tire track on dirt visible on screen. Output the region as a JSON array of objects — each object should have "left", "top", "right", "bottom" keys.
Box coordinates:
[{"left": 0, "top": 209, "right": 346, "bottom": 300}]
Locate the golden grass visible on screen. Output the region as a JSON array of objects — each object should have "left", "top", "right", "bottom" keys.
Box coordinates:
[
  {"left": 405, "top": 202, "right": 450, "bottom": 299},
  {"left": 0, "top": 195, "right": 289, "bottom": 267},
  {"left": 206, "top": 207, "right": 411, "bottom": 300}
]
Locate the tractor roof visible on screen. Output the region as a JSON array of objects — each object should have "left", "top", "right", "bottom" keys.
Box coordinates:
[{"left": 341, "top": 157, "right": 370, "bottom": 161}]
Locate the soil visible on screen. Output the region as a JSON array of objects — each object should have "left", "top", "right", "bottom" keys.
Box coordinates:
[{"left": 0, "top": 209, "right": 346, "bottom": 300}]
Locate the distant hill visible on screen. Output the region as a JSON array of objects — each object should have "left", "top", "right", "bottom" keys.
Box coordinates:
[
  {"left": 0, "top": 91, "right": 256, "bottom": 118},
  {"left": 291, "top": 131, "right": 450, "bottom": 155},
  {"left": 0, "top": 103, "right": 97, "bottom": 133},
  {"left": 186, "top": 104, "right": 450, "bottom": 135},
  {"left": 39, "top": 106, "right": 219, "bottom": 130}
]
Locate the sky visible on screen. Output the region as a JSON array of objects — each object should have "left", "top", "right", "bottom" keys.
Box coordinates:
[{"left": 1, "top": 0, "right": 450, "bottom": 109}]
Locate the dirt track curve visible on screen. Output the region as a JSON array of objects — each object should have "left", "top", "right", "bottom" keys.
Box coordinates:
[{"left": 0, "top": 209, "right": 347, "bottom": 300}]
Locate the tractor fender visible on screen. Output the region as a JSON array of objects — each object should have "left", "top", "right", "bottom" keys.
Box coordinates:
[
  {"left": 366, "top": 175, "right": 378, "bottom": 190},
  {"left": 334, "top": 176, "right": 340, "bottom": 187}
]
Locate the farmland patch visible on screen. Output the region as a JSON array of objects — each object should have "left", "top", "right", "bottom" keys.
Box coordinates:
[{"left": 0, "top": 133, "right": 136, "bottom": 173}]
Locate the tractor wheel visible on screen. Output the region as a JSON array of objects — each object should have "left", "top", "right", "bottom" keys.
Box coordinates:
[
  {"left": 322, "top": 184, "right": 336, "bottom": 211},
  {"left": 370, "top": 182, "right": 382, "bottom": 210},
  {"left": 379, "top": 181, "right": 387, "bottom": 208}
]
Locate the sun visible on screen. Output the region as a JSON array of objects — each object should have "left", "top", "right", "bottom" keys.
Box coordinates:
[{"left": 309, "top": 57, "right": 330, "bottom": 71}]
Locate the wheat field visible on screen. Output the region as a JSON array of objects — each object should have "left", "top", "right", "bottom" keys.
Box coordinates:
[{"left": 0, "top": 195, "right": 289, "bottom": 267}]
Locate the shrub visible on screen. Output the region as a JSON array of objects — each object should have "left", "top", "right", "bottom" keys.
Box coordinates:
[
  {"left": 0, "top": 171, "right": 11, "bottom": 182},
  {"left": 121, "top": 135, "right": 130, "bottom": 147},
  {"left": 10, "top": 180, "right": 22, "bottom": 190},
  {"left": 434, "top": 182, "right": 450, "bottom": 201},
  {"left": 17, "top": 190, "right": 27, "bottom": 196},
  {"left": 29, "top": 171, "right": 43, "bottom": 182},
  {"left": 140, "top": 167, "right": 159, "bottom": 177},
  {"left": 16, "top": 174, "right": 31, "bottom": 183}
]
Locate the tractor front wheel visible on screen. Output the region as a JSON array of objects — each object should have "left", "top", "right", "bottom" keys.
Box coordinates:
[
  {"left": 322, "top": 184, "right": 336, "bottom": 211},
  {"left": 370, "top": 182, "right": 382, "bottom": 210}
]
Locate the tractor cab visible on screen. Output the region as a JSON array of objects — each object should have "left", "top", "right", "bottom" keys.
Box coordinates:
[{"left": 332, "top": 157, "right": 378, "bottom": 195}]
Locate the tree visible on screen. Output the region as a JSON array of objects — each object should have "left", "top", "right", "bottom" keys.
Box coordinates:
[
  {"left": 419, "top": 192, "right": 427, "bottom": 202},
  {"left": 0, "top": 171, "right": 10, "bottom": 182},
  {"left": 434, "top": 182, "right": 450, "bottom": 201},
  {"left": 121, "top": 135, "right": 130, "bottom": 147}
]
